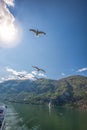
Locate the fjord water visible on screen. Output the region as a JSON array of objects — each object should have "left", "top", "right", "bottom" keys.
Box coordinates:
[
  {"left": 4, "top": 104, "right": 28, "bottom": 130},
  {"left": 10, "top": 103, "right": 87, "bottom": 130}
]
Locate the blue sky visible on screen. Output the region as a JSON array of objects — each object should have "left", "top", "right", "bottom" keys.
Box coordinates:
[{"left": 0, "top": 0, "right": 87, "bottom": 80}]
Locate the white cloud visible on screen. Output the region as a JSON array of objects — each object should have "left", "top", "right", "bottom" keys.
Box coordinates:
[
  {"left": 32, "top": 70, "right": 47, "bottom": 78},
  {"left": 6, "top": 67, "right": 47, "bottom": 80},
  {"left": 0, "top": 77, "right": 5, "bottom": 83},
  {"left": 61, "top": 73, "right": 65, "bottom": 76},
  {"left": 6, "top": 67, "right": 34, "bottom": 80},
  {"left": 24, "top": 73, "right": 35, "bottom": 80},
  {"left": 6, "top": 67, "right": 28, "bottom": 76},
  {"left": 5, "top": 75, "right": 16, "bottom": 80},
  {"left": 3, "top": 0, "right": 14, "bottom": 6},
  {"left": 0, "top": 0, "right": 22, "bottom": 48},
  {"left": 32, "top": 70, "right": 37, "bottom": 76},
  {"left": 0, "top": 75, "right": 16, "bottom": 83},
  {"left": 77, "top": 68, "right": 87, "bottom": 72},
  {"left": 38, "top": 72, "right": 47, "bottom": 77},
  {"left": 0, "top": 67, "right": 47, "bottom": 82},
  {"left": 6, "top": 67, "right": 18, "bottom": 75}
]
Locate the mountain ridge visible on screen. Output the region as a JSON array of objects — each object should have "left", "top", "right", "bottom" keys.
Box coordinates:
[{"left": 0, "top": 75, "right": 87, "bottom": 109}]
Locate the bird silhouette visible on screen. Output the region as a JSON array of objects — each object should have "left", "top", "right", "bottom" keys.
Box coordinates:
[
  {"left": 32, "top": 66, "right": 46, "bottom": 73},
  {"left": 29, "top": 29, "right": 46, "bottom": 36},
  {"left": 17, "top": 74, "right": 25, "bottom": 78}
]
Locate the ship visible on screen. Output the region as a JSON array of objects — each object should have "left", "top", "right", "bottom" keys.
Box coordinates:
[{"left": 0, "top": 105, "right": 7, "bottom": 130}]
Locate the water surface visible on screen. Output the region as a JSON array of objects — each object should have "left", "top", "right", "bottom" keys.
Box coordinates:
[{"left": 12, "top": 103, "right": 87, "bottom": 130}]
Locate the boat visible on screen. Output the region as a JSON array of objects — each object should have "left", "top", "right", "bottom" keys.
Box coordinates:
[{"left": 0, "top": 105, "right": 7, "bottom": 130}]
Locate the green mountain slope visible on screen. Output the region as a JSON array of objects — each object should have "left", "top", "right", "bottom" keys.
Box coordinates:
[{"left": 0, "top": 75, "right": 87, "bottom": 108}]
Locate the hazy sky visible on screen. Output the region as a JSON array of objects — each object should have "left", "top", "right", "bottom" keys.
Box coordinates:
[{"left": 0, "top": 0, "right": 87, "bottom": 80}]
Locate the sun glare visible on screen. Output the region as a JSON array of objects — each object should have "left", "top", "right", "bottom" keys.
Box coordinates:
[
  {"left": 0, "top": 24, "right": 17, "bottom": 42},
  {"left": 0, "top": 23, "right": 22, "bottom": 48}
]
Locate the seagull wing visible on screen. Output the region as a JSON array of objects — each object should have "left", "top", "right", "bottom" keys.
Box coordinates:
[
  {"left": 40, "top": 68, "right": 46, "bottom": 73},
  {"left": 32, "top": 66, "right": 39, "bottom": 71},
  {"left": 29, "top": 29, "right": 37, "bottom": 34},
  {"left": 17, "top": 74, "right": 25, "bottom": 78},
  {"left": 32, "top": 66, "right": 46, "bottom": 73},
  {"left": 38, "top": 31, "right": 46, "bottom": 35}
]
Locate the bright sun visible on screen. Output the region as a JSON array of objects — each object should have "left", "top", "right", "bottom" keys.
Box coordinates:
[
  {"left": 0, "top": 23, "right": 21, "bottom": 48},
  {"left": 0, "top": 0, "right": 22, "bottom": 48}
]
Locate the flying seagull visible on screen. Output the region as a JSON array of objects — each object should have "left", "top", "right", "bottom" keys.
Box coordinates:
[
  {"left": 17, "top": 74, "right": 25, "bottom": 78},
  {"left": 32, "top": 66, "right": 46, "bottom": 73},
  {"left": 29, "top": 29, "right": 46, "bottom": 36}
]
